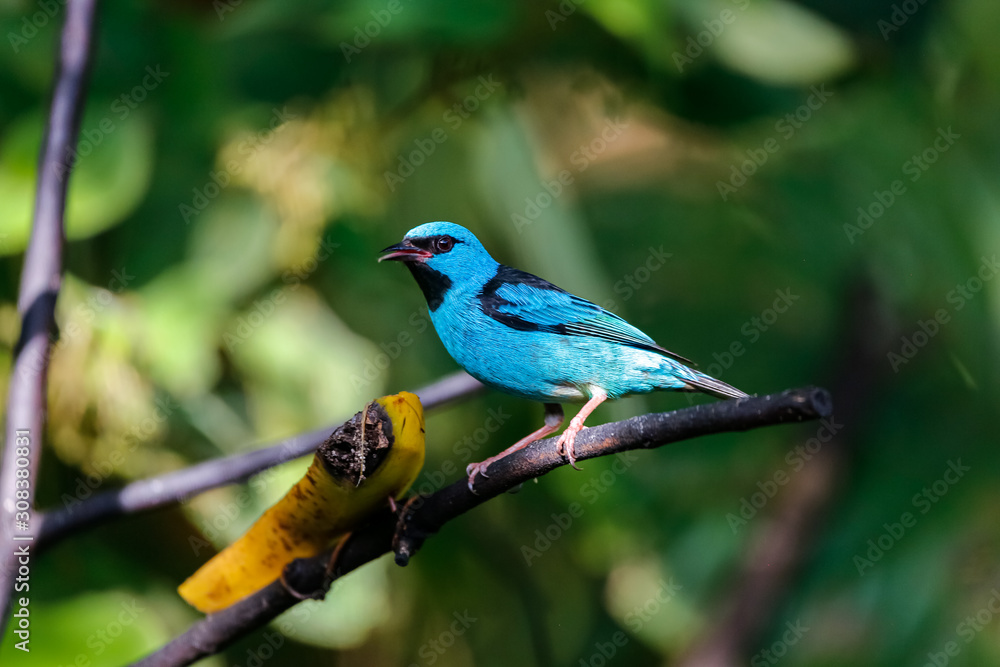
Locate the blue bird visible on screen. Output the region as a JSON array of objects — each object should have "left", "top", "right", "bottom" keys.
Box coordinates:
[{"left": 380, "top": 222, "right": 748, "bottom": 490}]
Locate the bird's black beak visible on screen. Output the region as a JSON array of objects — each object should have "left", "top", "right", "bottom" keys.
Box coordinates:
[{"left": 379, "top": 239, "right": 432, "bottom": 263}]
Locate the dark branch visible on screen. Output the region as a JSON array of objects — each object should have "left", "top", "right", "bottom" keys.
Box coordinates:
[
  {"left": 0, "top": 0, "right": 99, "bottom": 633},
  {"left": 35, "top": 371, "right": 483, "bottom": 549},
  {"left": 131, "top": 513, "right": 397, "bottom": 667},
  {"left": 130, "top": 386, "right": 831, "bottom": 667},
  {"left": 393, "top": 386, "right": 832, "bottom": 563}
]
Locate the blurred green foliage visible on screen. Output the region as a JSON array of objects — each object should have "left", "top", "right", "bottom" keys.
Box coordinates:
[{"left": 1, "top": 0, "right": 999, "bottom": 665}]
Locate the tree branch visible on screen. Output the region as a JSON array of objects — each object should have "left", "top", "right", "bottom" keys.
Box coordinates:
[
  {"left": 0, "top": 0, "right": 99, "bottom": 632},
  {"left": 130, "top": 386, "right": 831, "bottom": 667},
  {"left": 35, "top": 371, "right": 483, "bottom": 550}
]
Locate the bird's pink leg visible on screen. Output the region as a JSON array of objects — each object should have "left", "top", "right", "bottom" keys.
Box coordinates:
[
  {"left": 466, "top": 403, "right": 564, "bottom": 492},
  {"left": 556, "top": 388, "right": 609, "bottom": 470}
]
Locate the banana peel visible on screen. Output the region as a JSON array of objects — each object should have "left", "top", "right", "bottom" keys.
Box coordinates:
[{"left": 178, "top": 392, "right": 425, "bottom": 614}]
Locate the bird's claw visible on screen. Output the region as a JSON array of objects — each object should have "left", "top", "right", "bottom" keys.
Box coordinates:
[
  {"left": 556, "top": 429, "right": 583, "bottom": 470},
  {"left": 465, "top": 461, "right": 489, "bottom": 494}
]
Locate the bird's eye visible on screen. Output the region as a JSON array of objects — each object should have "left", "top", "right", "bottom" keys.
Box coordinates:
[{"left": 435, "top": 236, "right": 455, "bottom": 253}]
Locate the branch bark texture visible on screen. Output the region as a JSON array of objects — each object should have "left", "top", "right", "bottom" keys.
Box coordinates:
[
  {"left": 0, "top": 0, "right": 99, "bottom": 631},
  {"left": 132, "top": 386, "right": 831, "bottom": 667},
  {"left": 36, "top": 371, "right": 483, "bottom": 549}
]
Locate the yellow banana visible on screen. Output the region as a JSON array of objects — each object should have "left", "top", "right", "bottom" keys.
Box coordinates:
[{"left": 178, "top": 392, "right": 425, "bottom": 613}]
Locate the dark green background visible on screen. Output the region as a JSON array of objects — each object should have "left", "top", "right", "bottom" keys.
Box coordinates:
[{"left": 1, "top": 0, "right": 998, "bottom": 665}]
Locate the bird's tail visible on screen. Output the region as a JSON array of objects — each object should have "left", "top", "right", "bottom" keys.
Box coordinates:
[{"left": 681, "top": 371, "right": 749, "bottom": 400}]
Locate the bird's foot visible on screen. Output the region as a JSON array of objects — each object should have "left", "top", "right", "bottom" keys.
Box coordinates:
[
  {"left": 554, "top": 388, "right": 606, "bottom": 470},
  {"left": 466, "top": 456, "right": 504, "bottom": 493},
  {"left": 555, "top": 425, "right": 585, "bottom": 470},
  {"left": 464, "top": 415, "right": 566, "bottom": 493}
]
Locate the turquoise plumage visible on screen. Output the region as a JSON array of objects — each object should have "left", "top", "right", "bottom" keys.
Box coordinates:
[{"left": 380, "top": 222, "right": 748, "bottom": 490}]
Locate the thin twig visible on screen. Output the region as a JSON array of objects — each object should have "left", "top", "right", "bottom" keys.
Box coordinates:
[
  {"left": 130, "top": 386, "right": 831, "bottom": 667},
  {"left": 0, "top": 0, "right": 99, "bottom": 633},
  {"left": 35, "top": 371, "right": 483, "bottom": 549}
]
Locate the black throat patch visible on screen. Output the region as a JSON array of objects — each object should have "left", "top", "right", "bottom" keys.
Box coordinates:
[{"left": 407, "top": 263, "right": 453, "bottom": 312}]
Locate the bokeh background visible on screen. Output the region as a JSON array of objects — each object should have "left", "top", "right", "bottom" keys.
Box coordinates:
[{"left": 2, "top": 0, "right": 999, "bottom": 665}]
